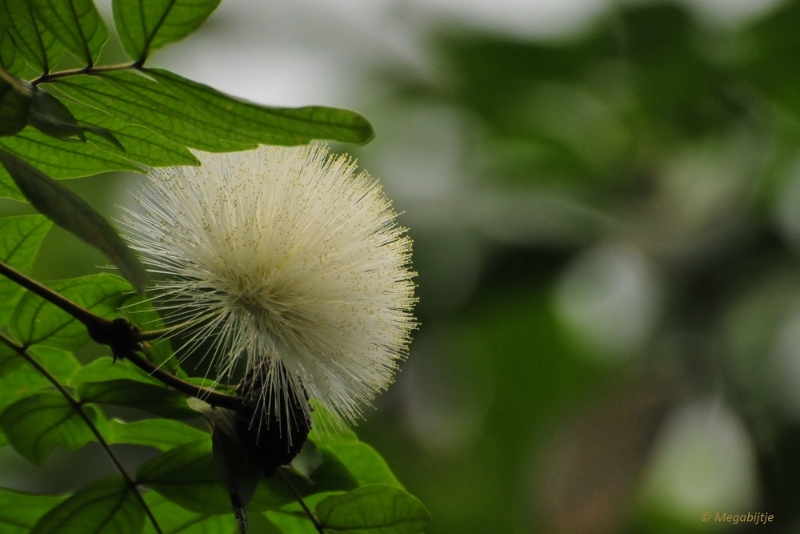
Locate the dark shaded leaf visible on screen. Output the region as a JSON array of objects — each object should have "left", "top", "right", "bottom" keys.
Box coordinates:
[
  {"left": 0, "top": 214, "right": 52, "bottom": 326},
  {"left": 137, "top": 439, "right": 294, "bottom": 515},
  {"left": 107, "top": 418, "right": 207, "bottom": 451},
  {"left": 0, "top": 487, "right": 67, "bottom": 534},
  {"left": 30, "top": 0, "right": 108, "bottom": 65},
  {"left": 53, "top": 73, "right": 255, "bottom": 151},
  {"left": 212, "top": 425, "right": 263, "bottom": 530},
  {"left": 142, "top": 492, "right": 238, "bottom": 534},
  {"left": 316, "top": 485, "right": 431, "bottom": 534},
  {"left": 113, "top": 0, "right": 221, "bottom": 62},
  {"left": 322, "top": 443, "right": 402, "bottom": 489},
  {"left": 63, "top": 99, "right": 199, "bottom": 167},
  {"left": 78, "top": 379, "right": 197, "bottom": 419},
  {"left": 27, "top": 86, "right": 122, "bottom": 147},
  {"left": 31, "top": 476, "right": 144, "bottom": 534},
  {"left": 0, "top": 392, "right": 103, "bottom": 464},
  {"left": 147, "top": 68, "right": 376, "bottom": 145},
  {"left": 9, "top": 273, "right": 132, "bottom": 349},
  {"left": 0, "top": 152, "right": 147, "bottom": 292},
  {"left": 68, "top": 356, "right": 159, "bottom": 387},
  {"left": 0, "top": 72, "right": 31, "bottom": 136},
  {"left": 0, "top": 0, "right": 65, "bottom": 73}
]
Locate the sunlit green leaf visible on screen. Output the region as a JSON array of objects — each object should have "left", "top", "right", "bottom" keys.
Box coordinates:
[
  {"left": 142, "top": 492, "right": 238, "bottom": 534},
  {"left": 107, "top": 418, "right": 207, "bottom": 451},
  {"left": 113, "top": 0, "right": 221, "bottom": 62},
  {"left": 137, "top": 439, "right": 293, "bottom": 515},
  {"left": 0, "top": 214, "right": 52, "bottom": 326},
  {"left": 63, "top": 100, "right": 199, "bottom": 167},
  {"left": 0, "top": 0, "right": 65, "bottom": 73},
  {"left": 0, "top": 392, "right": 102, "bottom": 465},
  {"left": 78, "top": 379, "right": 198, "bottom": 419},
  {"left": 9, "top": 273, "right": 132, "bottom": 349},
  {"left": 0, "top": 487, "right": 67, "bottom": 534},
  {"left": 31, "top": 476, "right": 144, "bottom": 534},
  {"left": 147, "top": 69, "right": 376, "bottom": 145},
  {"left": 28, "top": 345, "right": 81, "bottom": 382},
  {"left": 30, "top": 0, "right": 108, "bottom": 65},
  {"left": 68, "top": 356, "right": 158, "bottom": 387},
  {"left": 322, "top": 443, "right": 402, "bottom": 489},
  {"left": 316, "top": 485, "right": 430, "bottom": 534},
  {"left": 0, "top": 72, "right": 31, "bottom": 136},
  {"left": 0, "top": 153, "right": 147, "bottom": 292},
  {"left": 53, "top": 72, "right": 255, "bottom": 152},
  {"left": 309, "top": 401, "right": 358, "bottom": 446}
]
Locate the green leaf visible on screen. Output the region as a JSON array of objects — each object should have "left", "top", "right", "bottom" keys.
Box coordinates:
[
  {"left": 0, "top": 345, "right": 80, "bottom": 414},
  {"left": 0, "top": 0, "right": 65, "bottom": 73},
  {"left": 137, "top": 439, "right": 293, "bottom": 515},
  {"left": 0, "top": 30, "right": 29, "bottom": 77},
  {"left": 68, "top": 356, "right": 158, "bottom": 387},
  {"left": 28, "top": 345, "right": 81, "bottom": 382},
  {"left": 265, "top": 511, "right": 318, "bottom": 534},
  {"left": 0, "top": 72, "right": 31, "bottom": 136},
  {"left": 31, "top": 476, "right": 145, "bottom": 534},
  {"left": 112, "top": 0, "right": 221, "bottom": 62},
  {"left": 0, "top": 152, "right": 147, "bottom": 292},
  {"left": 147, "top": 69, "right": 376, "bottom": 145},
  {"left": 142, "top": 492, "right": 238, "bottom": 534},
  {"left": 107, "top": 418, "right": 207, "bottom": 451},
  {"left": 53, "top": 73, "right": 255, "bottom": 151},
  {"left": 0, "top": 342, "right": 23, "bottom": 378},
  {"left": 121, "top": 295, "right": 180, "bottom": 373},
  {"left": 27, "top": 86, "right": 122, "bottom": 147},
  {"left": 316, "top": 485, "right": 430, "bottom": 534},
  {"left": 0, "top": 487, "right": 67, "bottom": 534},
  {"left": 212, "top": 425, "right": 262, "bottom": 529},
  {"left": 0, "top": 392, "right": 102, "bottom": 464},
  {"left": 78, "top": 379, "right": 198, "bottom": 419},
  {"left": 309, "top": 401, "right": 358, "bottom": 446},
  {"left": 322, "top": 443, "right": 402, "bottom": 489},
  {"left": 30, "top": 0, "right": 108, "bottom": 65},
  {"left": 63, "top": 99, "right": 199, "bottom": 167},
  {"left": 9, "top": 273, "right": 132, "bottom": 349},
  {"left": 0, "top": 214, "right": 52, "bottom": 326}
]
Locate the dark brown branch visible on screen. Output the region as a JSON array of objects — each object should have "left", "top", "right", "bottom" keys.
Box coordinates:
[{"left": 0, "top": 334, "right": 164, "bottom": 534}]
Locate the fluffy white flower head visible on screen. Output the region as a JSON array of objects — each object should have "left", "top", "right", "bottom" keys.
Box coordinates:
[{"left": 124, "top": 144, "right": 416, "bottom": 424}]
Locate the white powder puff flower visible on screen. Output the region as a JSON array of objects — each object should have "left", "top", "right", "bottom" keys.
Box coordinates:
[{"left": 123, "top": 144, "right": 417, "bottom": 425}]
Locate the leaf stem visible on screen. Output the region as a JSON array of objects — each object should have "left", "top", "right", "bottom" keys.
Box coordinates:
[
  {"left": 0, "top": 333, "right": 164, "bottom": 534},
  {"left": 276, "top": 468, "right": 326, "bottom": 534},
  {"left": 31, "top": 63, "right": 139, "bottom": 85}
]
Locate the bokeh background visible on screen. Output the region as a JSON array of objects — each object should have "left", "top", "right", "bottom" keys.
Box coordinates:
[{"left": 6, "top": 0, "right": 800, "bottom": 532}]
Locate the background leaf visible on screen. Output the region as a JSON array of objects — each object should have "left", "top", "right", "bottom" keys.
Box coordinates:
[
  {"left": 0, "top": 73, "right": 31, "bottom": 136},
  {"left": 321, "top": 443, "right": 402, "bottom": 489},
  {"left": 0, "top": 152, "right": 147, "bottom": 292},
  {"left": 30, "top": 0, "right": 108, "bottom": 65},
  {"left": 68, "top": 355, "right": 159, "bottom": 386},
  {"left": 26, "top": 86, "right": 122, "bottom": 147},
  {"left": 112, "top": 0, "right": 221, "bottom": 62},
  {"left": 0, "top": 0, "right": 65, "bottom": 73},
  {"left": 0, "top": 29, "right": 29, "bottom": 77},
  {"left": 147, "top": 69, "right": 375, "bottom": 145},
  {"left": 0, "top": 487, "right": 67, "bottom": 534},
  {"left": 78, "top": 379, "right": 198, "bottom": 419},
  {"left": 316, "top": 485, "right": 431, "bottom": 534},
  {"left": 106, "top": 418, "right": 207, "bottom": 451},
  {"left": 31, "top": 476, "right": 144, "bottom": 534},
  {"left": 0, "top": 345, "right": 79, "bottom": 413},
  {"left": 142, "top": 492, "right": 238, "bottom": 534},
  {"left": 121, "top": 295, "right": 181, "bottom": 373},
  {"left": 0, "top": 214, "right": 51, "bottom": 326},
  {"left": 0, "top": 392, "right": 103, "bottom": 465},
  {"left": 9, "top": 273, "right": 131, "bottom": 349}
]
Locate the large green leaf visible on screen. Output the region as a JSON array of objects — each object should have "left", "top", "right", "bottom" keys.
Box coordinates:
[
  {"left": 63, "top": 99, "right": 199, "bottom": 167},
  {"left": 316, "top": 485, "right": 430, "bottom": 534},
  {"left": 309, "top": 401, "right": 358, "bottom": 446},
  {"left": 31, "top": 476, "right": 145, "bottom": 534},
  {"left": 28, "top": 345, "right": 81, "bottom": 382},
  {"left": 26, "top": 86, "right": 122, "bottom": 147},
  {"left": 0, "top": 30, "right": 29, "bottom": 77},
  {"left": 322, "top": 443, "right": 401, "bottom": 489},
  {"left": 137, "top": 439, "right": 293, "bottom": 515},
  {"left": 0, "top": 487, "right": 67, "bottom": 534},
  {"left": 0, "top": 214, "right": 52, "bottom": 326},
  {"left": 0, "top": 154, "right": 147, "bottom": 292},
  {"left": 0, "top": 72, "right": 31, "bottom": 136},
  {"left": 0, "top": 0, "right": 65, "bottom": 73},
  {"left": 30, "top": 0, "right": 108, "bottom": 65},
  {"left": 52, "top": 72, "right": 255, "bottom": 152},
  {"left": 113, "top": 0, "right": 221, "bottom": 62},
  {"left": 0, "top": 345, "right": 79, "bottom": 412},
  {"left": 107, "top": 418, "right": 207, "bottom": 451},
  {"left": 142, "top": 492, "right": 237, "bottom": 534},
  {"left": 0, "top": 392, "right": 102, "bottom": 465},
  {"left": 9, "top": 273, "right": 132, "bottom": 349},
  {"left": 68, "top": 356, "right": 158, "bottom": 387},
  {"left": 78, "top": 379, "right": 197, "bottom": 419},
  {"left": 0, "top": 341, "right": 23, "bottom": 378},
  {"left": 147, "top": 69, "right": 375, "bottom": 145}
]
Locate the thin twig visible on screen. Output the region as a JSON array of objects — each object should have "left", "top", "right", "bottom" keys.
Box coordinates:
[
  {"left": 31, "top": 62, "right": 139, "bottom": 85},
  {"left": 0, "top": 334, "right": 164, "bottom": 534},
  {"left": 276, "top": 468, "right": 325, "bottom": 534}
]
